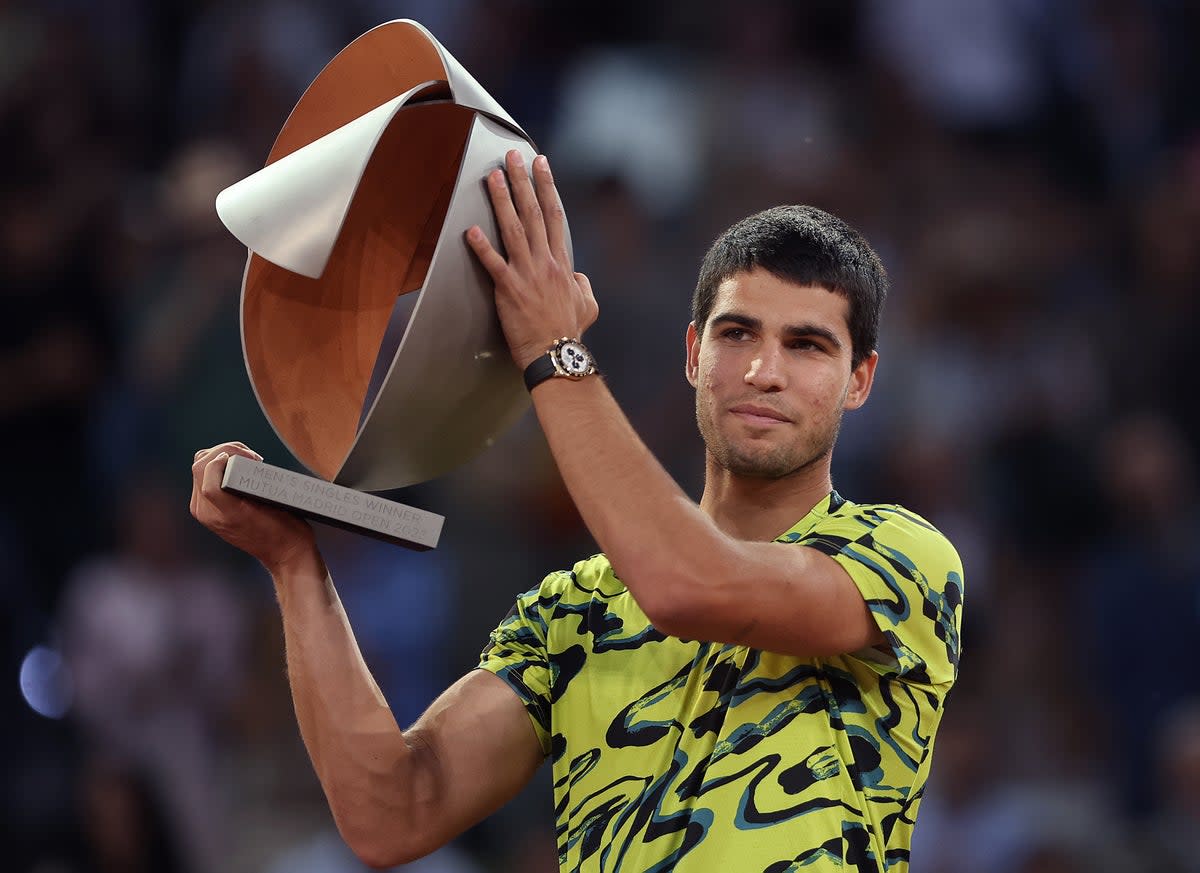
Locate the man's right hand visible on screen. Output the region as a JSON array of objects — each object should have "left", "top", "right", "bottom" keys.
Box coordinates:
[{"left": 190, "top": 441, "right": 317, "bottom": 573}]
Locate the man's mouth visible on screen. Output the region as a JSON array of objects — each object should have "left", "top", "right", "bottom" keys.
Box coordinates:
[{"left": 728, "top": 403, "right": 792, "bottom": 425}]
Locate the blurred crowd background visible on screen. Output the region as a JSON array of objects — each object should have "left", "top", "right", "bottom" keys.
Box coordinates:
[{"left": 2, "top": 1, "right": 1199, "bottom": 871}]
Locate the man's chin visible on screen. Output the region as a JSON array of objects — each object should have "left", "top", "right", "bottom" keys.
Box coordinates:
[
  {"left": 720, "top": 450, "right": 807, "bottom": 480},
  {"left": 715, "top": 439, "right": 832, "bottom": 480}
]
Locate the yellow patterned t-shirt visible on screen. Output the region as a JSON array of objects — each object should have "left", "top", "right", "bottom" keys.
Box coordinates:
[{"left": 477, "top": 492, "right": 964, "bottom": 872}]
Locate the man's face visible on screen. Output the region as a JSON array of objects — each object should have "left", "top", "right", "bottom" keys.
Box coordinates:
[{"left": 686, "top": 268, "right": 876, "bottom": 480}]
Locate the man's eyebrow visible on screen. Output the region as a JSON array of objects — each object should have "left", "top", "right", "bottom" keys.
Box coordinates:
[
  {"left": 784, "top": 323, "right": 843, "bottom": 348},
  {"left": 709, "top": 312, "right": 843, "bottom": 348},
  {"left": 709, "top": 312, "right": 761, "bottom": 331}
]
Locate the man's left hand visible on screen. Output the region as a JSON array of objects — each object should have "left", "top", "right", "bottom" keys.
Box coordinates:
[{"left": 466, "top": 150, "right": 597, "bottom": 370}]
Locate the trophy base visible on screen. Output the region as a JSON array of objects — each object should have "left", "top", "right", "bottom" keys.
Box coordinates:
[{"left": 221, "top": 455, "right": 443, "bottom": 550}]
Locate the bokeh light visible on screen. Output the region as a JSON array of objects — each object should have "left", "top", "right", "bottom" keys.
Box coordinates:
[{"left": 19, "top": 646, "right": 73, "bottom": 720}]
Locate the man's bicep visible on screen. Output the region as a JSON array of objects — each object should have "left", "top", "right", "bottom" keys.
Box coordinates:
[
  {"left": 731, "top": 543, "right": 885, "bottom": 656},
  {"left": 661, "top": 540, "right": 883, "bottom": 657},
  {"left": 798, "top": 516, "right": 965, "bottom": 684},
  {"left": 676, "top": 512, "right": 963, "bottom": 672},
  {"left": 406, "top": 669, "right": 545, "bottom": 844},
  {"left": 802, "top": 547, "right": 889, "bottom": 652}
]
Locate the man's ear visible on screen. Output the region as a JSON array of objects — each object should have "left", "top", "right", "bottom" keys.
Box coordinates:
[
  {"left": 685, "top": 322, "right": 700, "bottom": 387},
  {"left": 844, "top": 350, "right": 878, "bottom": 410}
]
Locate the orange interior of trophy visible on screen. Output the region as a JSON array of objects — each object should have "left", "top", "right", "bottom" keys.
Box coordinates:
[
  {"left": 265, "top": 21, "right": 451, "bottom": 161},
  {"left": 243, "top": 102, "right": 473, "bottom": 481}
]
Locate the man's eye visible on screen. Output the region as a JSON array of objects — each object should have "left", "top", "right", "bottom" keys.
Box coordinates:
[{"left": 722, "top": 328, "right": 748, "bottom": 340}]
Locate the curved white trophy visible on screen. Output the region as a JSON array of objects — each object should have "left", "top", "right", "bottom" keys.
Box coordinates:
[{"left": 213, "top": 20, "right": 571, "bottom": 548}]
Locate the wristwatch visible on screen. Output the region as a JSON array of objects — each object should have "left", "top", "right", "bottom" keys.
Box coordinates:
[{"left": 523, "top": 337, "right": 598, "bottom": 391}]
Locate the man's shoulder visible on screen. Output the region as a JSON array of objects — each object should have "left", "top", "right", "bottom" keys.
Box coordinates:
[
  {"left": 828, "top": 494, "right": 943, "bottom": 532},
  {"left": 781, "top": 494, "right": 962, "bottom": 574}
]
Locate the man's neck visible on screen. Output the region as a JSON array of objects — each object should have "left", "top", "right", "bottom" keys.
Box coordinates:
[{"left": 699, "top": 454, "right": 835, "bottom": 542}]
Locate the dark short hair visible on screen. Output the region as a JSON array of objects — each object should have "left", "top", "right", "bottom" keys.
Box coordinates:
[{"left": 692, "top": 205, "right": 888, "bottom": 368}]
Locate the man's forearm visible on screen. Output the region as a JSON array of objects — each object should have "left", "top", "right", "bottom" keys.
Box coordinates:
[
  {"left": 271, "top": 547, "right": 433, "bottom": 865},
  {"left": 530, "top": 376, "right": 726, "bottom": 622}
]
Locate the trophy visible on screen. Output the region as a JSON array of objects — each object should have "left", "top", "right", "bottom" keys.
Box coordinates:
[{"left": 213, "top": 20, "right": 568, "bottom": 550}]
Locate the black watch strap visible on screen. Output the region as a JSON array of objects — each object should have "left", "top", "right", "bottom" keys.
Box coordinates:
[{"left": 523, "top": 354, "right": 559, "bottom": 391}]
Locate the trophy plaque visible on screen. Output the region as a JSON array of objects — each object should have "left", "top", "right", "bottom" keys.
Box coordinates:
[
  {"left": 214, "top": 19, "right": 571, "bottom": 549},
  {"left": 221, "top": 456, "right": 443, "bottom": 550}
]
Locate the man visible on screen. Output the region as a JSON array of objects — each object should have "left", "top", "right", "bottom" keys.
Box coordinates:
[{"left": 191, "top": 150, "right": 963, "bottom": 872}]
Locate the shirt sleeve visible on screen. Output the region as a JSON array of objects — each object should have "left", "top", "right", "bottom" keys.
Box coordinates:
[
  {"left": 798, "top": 508, "right": 964, "bottom": 686},
  {"left": 476, "top": 578, "right": 556, "bottom": 756}
]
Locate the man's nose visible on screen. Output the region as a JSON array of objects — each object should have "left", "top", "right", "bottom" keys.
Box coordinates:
[{"left": 745, "top": 348, "right": 786, "bottom": 391}]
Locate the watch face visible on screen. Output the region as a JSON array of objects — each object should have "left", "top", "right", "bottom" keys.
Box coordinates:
[{"left": 557, "top": 341, "right": 592, "bottom": 376}]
